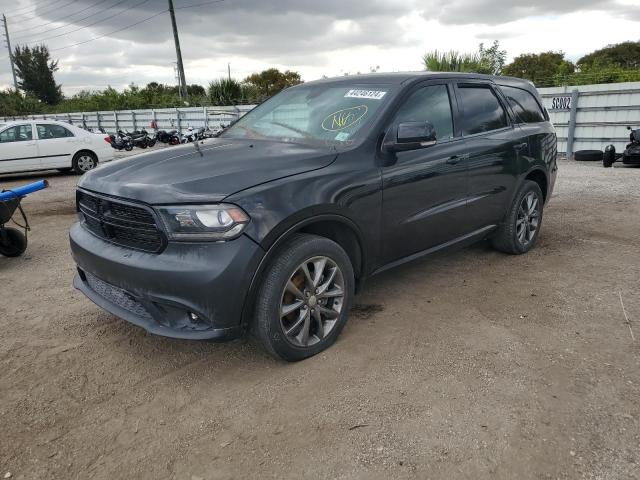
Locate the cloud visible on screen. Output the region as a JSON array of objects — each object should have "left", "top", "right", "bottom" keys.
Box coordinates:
[{"left": 0, "top": 0, "right": 638, "bottom": 95}]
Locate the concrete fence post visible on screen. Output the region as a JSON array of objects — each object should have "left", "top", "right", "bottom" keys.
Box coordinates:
[
  {"left": 114, "top": 111, "right": 119, "bottom": 132},
  {"left": 176, "top": 108, "right": 182, "bottom": 134},
  {"left": 203, "top": 106, "right": 209, "bottom": 130},
  {"left": 96, "top": 112, "right": 102, "bottom": 131},
  {"left": 132, "top": 111, "right": 137, "bottom": 132},
  {"left": 566, "top": 89, "right": 579, "bottom": 159}
]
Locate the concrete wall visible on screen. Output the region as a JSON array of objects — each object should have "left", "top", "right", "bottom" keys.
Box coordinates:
[{"left": 538, "top": 82, "right": 640, "bottom": 156}]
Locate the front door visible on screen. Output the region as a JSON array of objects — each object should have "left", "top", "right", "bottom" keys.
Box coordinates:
[
  {"left": 381, "top": 82, "right": 469, "bottom": 264},
  {"left": 0, "top": 124, "right": 38, "bottom": 174}
]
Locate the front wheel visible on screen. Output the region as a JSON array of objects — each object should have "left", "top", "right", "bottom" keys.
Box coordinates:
[
  {"left": 492, "top": 180, "right": 544, "bottom": 254},
  {"left": 254, "top": 234, "right": 355, "bottom": 361}
]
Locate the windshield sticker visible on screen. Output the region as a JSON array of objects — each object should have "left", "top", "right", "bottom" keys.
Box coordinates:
[
  {"left": 344, "top": 89, "right": 387, "bottom": 100},
  {"left": 334, "top": 132, "right": 351, "bottom": 141},
  {"left": 321, "top": 105, "right": 368, "bottom": 132}
]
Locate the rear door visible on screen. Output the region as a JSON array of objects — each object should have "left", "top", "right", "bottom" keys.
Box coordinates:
[
  {"left": 381, "top": 81, "right": 469, "bottom": 263},
  {"left": 454, "top": 82, "right": 523, "bottom": 230},
  {"left": 0, "top": 123, "right": 39, "bottom": 174},
  {"left": 36, "top": 123, "right": 77, "bottom": 169}
]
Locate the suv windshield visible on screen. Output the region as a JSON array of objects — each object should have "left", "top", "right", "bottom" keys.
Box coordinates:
[{"left": 221, "top": 83, "right": 395, "bottom": 146}]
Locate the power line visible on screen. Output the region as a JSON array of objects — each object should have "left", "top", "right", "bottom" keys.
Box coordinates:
[
  {"left": 9, "top": 0, "right": 68, "bottom": 16},
  {"left": 8, "top": 0, "right": 78, "bottom": 21},
  {"left": 37, "top": 0, "right": 229, "bottom": 53},
  {"left": 11, "top": 0, "right": 118, "bottom": 36},
  {"left": 49, "top": 9, "right": 169, "bottom": 52},
  {"left": 24, "top": 0, "right": 153, "bottom": 45}
]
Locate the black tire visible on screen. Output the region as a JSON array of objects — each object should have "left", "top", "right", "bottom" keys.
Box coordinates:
[
  {"left": 254, "top": 234, "right": 355, "bottom": 362},
  {"left": 491, "top": 180, "right": 544, "bottom": 255},
  {"left": 72, "top": 151, "right": 97, "bottom": 175},
  {"left": 0, "top": 227, "right": 27, "bottom": 257},
  {"left": 603, "top": 146, "right": 616, "bottom": 168},
  {"left": 125, "top": 144, "right": 134, "bottom": 151},
  {"left": 574, "top": 150, "right": 603, "bottom": 161}
]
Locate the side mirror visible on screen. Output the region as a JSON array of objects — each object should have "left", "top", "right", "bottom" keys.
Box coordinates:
[{"left": 384, "top": 121, "right": 437, "bottom": 153}]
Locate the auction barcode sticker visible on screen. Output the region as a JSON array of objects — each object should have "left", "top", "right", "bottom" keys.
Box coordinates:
[{"left": 344, "top": 89, "right": 387, "bottom": 100}]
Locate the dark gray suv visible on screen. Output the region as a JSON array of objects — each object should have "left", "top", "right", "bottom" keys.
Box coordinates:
[{"left": 70, "top": 73, "right": 557, "bottom": 361}]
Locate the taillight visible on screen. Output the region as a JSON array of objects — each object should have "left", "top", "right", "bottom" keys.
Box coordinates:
[{"left": 104, "top": 136, "right": 111, "bottom": 143}]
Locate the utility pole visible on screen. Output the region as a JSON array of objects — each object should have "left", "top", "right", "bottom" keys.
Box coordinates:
[
  {"left": 228, "top": 63, "right": 231, "bottom": 81},
  {"left": 168, "top": 0, "right": 188, "bottom": 101},
  {"left": 2, "top": 14, "right": 18, "bottom": 91}
]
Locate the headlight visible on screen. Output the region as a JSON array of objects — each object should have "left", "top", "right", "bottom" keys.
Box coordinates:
[{"left": 157, "top": 204, "right": 250, "bottom": 241}]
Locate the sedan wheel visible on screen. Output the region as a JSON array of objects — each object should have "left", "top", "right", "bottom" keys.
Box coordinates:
[{"left": 73, "top": 152, "right": 97, "bottom": 174}]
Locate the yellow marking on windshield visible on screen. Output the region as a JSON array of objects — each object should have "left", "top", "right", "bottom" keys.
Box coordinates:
[{"left": 321, "top": 105, "right": 368, "bottom": 132}]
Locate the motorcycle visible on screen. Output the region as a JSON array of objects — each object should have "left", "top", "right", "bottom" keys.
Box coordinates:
[
  {"left": 180, "top": 126, "right": 205, "bottom": 143},
  {"left": 105, "top": 131, "right": 133, "bottom": 151},
  {"left": 125, "top": 129, "right": 156, "bottom": 149},
  {"left": 604, "top": 126, "right": 640, "bottom": 167},
  {"left": 156, "top": 129, "right": 181, "bottom": 145}
]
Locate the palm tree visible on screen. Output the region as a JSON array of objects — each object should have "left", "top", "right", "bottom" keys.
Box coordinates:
[{"left": 422, "top": 50, "right": 492, "bottom": 74}]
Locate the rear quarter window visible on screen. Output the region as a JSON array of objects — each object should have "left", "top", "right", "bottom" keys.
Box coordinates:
[{"left": 500, "top": 85, "right": 546, "bottom": 123}]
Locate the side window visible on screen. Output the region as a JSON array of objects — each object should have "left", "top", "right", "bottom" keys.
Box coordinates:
[
  {"left": 0, "top": 125, "right": 33, "bottom": 143},
  {"left": 500, "top": 85, "right": 546, "bottom": 123},
  {"left": 37, "top": 124, "right": 74, "bottom": 139},
  {"left": 457, "top": 85, "right": 508, "bottom": 135},
  {"left": 393, "top": 85, "right": 454, "bottom": 140}
]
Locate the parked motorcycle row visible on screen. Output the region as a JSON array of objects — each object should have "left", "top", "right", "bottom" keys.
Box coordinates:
[{"left": 105, "top": 126, "right": 222, "bottom": 151}]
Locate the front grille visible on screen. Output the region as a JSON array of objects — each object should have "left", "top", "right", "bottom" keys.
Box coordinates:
[
  {"left": 77, "top": 190, "right": 165, "bottom": 253},
  {"left": 85, "top": 272, "right": 153, "bottom": 320}
]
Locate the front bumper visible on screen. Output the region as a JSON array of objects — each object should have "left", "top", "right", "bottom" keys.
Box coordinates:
[{"left": 70, "top": 222, "right": 264, "bottom": 340}]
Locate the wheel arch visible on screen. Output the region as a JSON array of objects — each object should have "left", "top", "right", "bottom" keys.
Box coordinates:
[
  {"left": 241, "top": 213, "right": 367, "bottom": 328},
  {"left": 523, "top": 167, "right": 548, "bottom": 203}
]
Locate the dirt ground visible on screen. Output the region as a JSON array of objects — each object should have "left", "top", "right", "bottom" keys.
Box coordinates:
[{"left": 1, "top": 159, "right": 639, "bottom": 480}]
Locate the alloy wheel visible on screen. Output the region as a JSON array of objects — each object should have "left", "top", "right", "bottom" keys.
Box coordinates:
[
  {"left": 279, "top": 256, "right": 345, "bottom": 347},
  {"left": 516, "top": 191, "right": 540, "bottom": 245}
]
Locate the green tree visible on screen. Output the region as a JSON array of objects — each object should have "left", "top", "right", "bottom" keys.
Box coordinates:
[
  {"left": 13, "top": 45, "right": 63, "bottom": 105},
  {"left": 423, "top": 49, "right": 491, "bottom": 73},
  {"left": 479, "top": 40, "right": 507, "bottom": 75},
  {"left": 0, "top": 89, "right": 43, "bottom": 116},
  {"left": 422, "top": 41, "right": 504, "bottom": 74},
  {"left": 502, "top": 51, "right": 575, "bottom": 86},
  {"left": 243, "top": 68, "right": 303, "bottom": 100},
  {"left": 577, "top": 41, "right": 640, "bottom": 71},
  {"left": 208, "top": 78, "right": 243, "bottom": 105}
]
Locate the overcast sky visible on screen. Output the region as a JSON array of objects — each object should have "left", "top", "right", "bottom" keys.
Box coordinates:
[{"left": 0, "top": 0, "right": 638, "bottom": 95}]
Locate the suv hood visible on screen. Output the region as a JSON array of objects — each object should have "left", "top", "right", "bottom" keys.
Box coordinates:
[{"left": 78, "top": 138, "right": 337, "bottom": 204}]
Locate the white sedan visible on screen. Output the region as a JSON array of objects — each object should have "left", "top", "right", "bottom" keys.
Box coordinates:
[{"left": 0, "top": 120, "right": 114, "bottom": 175}]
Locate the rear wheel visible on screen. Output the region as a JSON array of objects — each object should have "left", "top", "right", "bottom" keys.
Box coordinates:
[
  {"left": 0, "top": 227, "right": 27, "bottom": 257},
  {"left": 72, "top": 151, "right": 97, "bottom": 174},
  {"left": 492, "top": 180, "right": 544, "bottom": 255},
  {"left": 254, "top": 234, "right": 355, "bottom": 361}
]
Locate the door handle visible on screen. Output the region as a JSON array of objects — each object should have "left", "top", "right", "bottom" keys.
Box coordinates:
[
  {"left": 514, "top": 142, "right": 528, "bottom": 151},
  {"left": 446, "top": 153, "right": 469, "bottom": 165}
]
